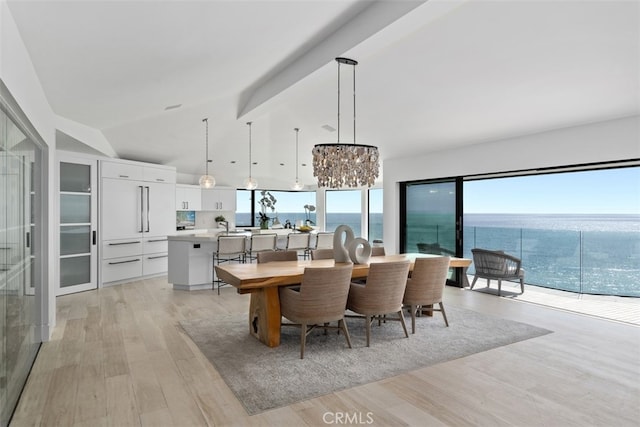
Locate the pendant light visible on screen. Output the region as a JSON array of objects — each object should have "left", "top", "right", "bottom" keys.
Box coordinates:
[
  {"left": 198, "top": 118, "right": 215, "bottom": 189},
  {"left": 312, "top": 57, "right": 379, "bottom": 188},
  {"left": 243, "top": 121, "right": 258, "bottom": 190},
  {"left": 291, "top": 127, "right": 304, "bottom": 190}
]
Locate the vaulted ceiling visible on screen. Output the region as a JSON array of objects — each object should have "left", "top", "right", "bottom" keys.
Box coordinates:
[{"left": 8, "top": 0, "right": 639, "bottom": 189}]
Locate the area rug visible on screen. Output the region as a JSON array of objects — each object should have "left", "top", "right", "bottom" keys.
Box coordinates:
[{"left": 179, "top": 305, "right": 551, "bottom": 415}]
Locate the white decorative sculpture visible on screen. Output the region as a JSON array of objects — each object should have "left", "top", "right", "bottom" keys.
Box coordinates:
[{"left": 333, "top": 224, "right": 372, "bottom": 264}]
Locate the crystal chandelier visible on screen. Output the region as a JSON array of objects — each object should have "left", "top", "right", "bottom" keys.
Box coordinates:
[
  {"left": 291, "top": 127, "right": 304, "bottom": 190},
  {"left": 198, "top": 118, "right": 215, "bottom": 189},
  {"left": 243, "top": 121, "right": 258, "bottom": 190},
  {"left": 312, "top": 57, "right": 379, "bottom": 188}
]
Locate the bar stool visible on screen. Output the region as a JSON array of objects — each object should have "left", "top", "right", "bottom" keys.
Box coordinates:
[
  {"left": 213, "top": 235, "right": 246, "bottom": 294},
  {"left": 247, "top": 233, "right": 277, "bottom": 263},
  {"left": 314, "top": 232, "right": 334, "bottom": 250},
  {"left": 286, "top": 232, "right": 311, "bottom": 260}
]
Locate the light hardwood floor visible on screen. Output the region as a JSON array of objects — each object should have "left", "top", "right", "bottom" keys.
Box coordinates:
[{"left": 10, "top": 276, "right": 640, "bottom": 426}]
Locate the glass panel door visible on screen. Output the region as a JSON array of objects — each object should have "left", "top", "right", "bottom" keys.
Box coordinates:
[
  {"left": 402, "top": 178, "right": 463, "bottom": 285},
  {"left": 0, "top": 103, "right": 42, "bottom": 426},
  {"left": 58, "top": 156, "right": 97, "bottom": 295}
]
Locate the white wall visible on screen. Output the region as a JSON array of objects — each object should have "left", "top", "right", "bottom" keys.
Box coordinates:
[
  {"left": 383, "top": 115, "right": 640, "bottom": 253},
  {"left": 1, "top": 2, "right": 57, "bottom": 340}
]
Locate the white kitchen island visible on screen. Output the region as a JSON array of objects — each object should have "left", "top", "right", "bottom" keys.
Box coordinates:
[{"left": 168, "top": 229, "right": 302, "bottom": 291}]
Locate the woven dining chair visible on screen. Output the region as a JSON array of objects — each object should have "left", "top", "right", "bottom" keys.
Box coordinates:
[
  {"left": 346, "top": 260, "right": 411, "bottom": 347},
  {"left": 279, "top": 263, "right": 354, "bottom": 359},
  {"left": 403, "top": 256, "right": 451, "bottom": 332},
  {"left": 257, "top": 250, "right": 298, "bottom": 263},
  {"left": 310, "top": 248, "right": 334, "bottom": 260}
]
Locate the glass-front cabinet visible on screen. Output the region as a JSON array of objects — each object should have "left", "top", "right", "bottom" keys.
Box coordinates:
[{"left": 58, "top": 155, "right": 98, "bottom": 295}]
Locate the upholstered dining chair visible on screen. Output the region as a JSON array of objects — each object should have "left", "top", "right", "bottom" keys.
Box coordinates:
[
  {"left": 279, "top": 263, "right": 354, "bottom": 359},
  {"left": 403, "top": 256, "right": 451, "bottom": 333},
  {"left": 314, "top": 232, "right": 334, "bottom": 250},
  {"left": 257, "top": 250, "right": 298, "bottom": 263},
  {"left": 247, "top": 233, "right": 277, "bottom": 263},
  {"left": 310, "top": 248, "right": 334, "bottom": 260},
  {"left": 286, "top": 232, "right": 311, "bottom": 259},
  {"left": 213, "top": 235, "right": 246, "bottom": 294},
  {"left": 346, "top": 260, "right": 411, "bottom": 347},
  {"left": 371, "top": 246, "right": 386, "bottom": 256}
]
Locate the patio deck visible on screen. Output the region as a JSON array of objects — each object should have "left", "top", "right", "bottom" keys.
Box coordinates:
[{"left": 466, "top": 277, "right": 640, "bottom": 326}]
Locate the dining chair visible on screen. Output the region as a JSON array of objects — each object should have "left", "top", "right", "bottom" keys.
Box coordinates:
[
  {"left": 346, "top": 260, "right": 411, "bottom": 347},
  {"left": 257, "top": 250, "right": 298, "bottom": 263},
  {"left": 403, "top": 256, "right": 451, "bottom": 332},
  {"left": 286, "top": 232, "right": 311, "bottom": 259},
  {"left": 314, "top": 232, "right": 334, "bottom": 250},
  {"left": 310, "top": 248, "right": 334, "bottom": 260},
  {"left": 371, "top": 246, "right": 386, "bottom": 256},
  {"left": 247, "top": 233, "right": 277, "bottom": 263},
  {"left": 213, "top": 235, "right": 246, "bottom": 294},
  {"left": 279, "top": 263, "right": 354, "bottom": 359}
]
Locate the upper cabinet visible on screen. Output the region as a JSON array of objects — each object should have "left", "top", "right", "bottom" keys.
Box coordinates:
[
  {"left": 201, "top": 187, "right": 236, "bottom": 211},
  {"left": 176, "top": 184, "right": 202, "bottom": 211}
]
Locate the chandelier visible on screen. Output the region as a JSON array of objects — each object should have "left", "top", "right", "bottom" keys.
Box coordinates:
[
  {"left": 291, "top": 127, "right": 304, "bottom": 190},
  {"left": 198, "top": 118, "right": 215, "bottom": 189},
  {"left": 312, "top": 57, "right": 379, "bottom": 188},
  {"left": 243, "top": 121, "right": 258, "bottom": 190}
]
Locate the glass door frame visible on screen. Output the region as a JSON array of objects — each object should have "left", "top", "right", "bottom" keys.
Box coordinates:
[{"left": 400, "top": 176, "right": 464, "bottom": 286}]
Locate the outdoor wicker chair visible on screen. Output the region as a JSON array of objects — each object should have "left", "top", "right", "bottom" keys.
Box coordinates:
[{"left": 470, "top": 248, "right": 525, "bottom": 296}]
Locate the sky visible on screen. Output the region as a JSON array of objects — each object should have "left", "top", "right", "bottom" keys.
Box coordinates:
[
  {"left": 464, "top": 167, "right": 640, "bottom": 214},
  {"left": 236, "top": 167, "right": 639, "bottom": 215}
]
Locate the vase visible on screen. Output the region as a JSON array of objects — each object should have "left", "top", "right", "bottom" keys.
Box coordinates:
[{"left": 260, "top": 220, "right": 269, "bottom": 230}]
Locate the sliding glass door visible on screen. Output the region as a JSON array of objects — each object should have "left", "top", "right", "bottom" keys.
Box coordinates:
[
  {"left": 0, "top": 104, "right": 42, "bottom": 426},
  {"left": 401, "top": 178, "right": 463, "bottom": 285}
]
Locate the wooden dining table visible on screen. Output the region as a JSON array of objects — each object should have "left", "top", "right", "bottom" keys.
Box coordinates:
[{"left": 215, "top": 253, "right": 472, "bottom": 347}]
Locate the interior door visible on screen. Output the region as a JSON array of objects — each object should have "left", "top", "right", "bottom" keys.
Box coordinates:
[
  {"left": 401, "top": 178, "right": 464, "bottom": 285},
  {"left": 58, "top": 155, "right": 98, "bottom": 295}
]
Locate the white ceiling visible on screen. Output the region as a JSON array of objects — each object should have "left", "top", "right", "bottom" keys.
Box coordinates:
[{"left": 7, "top": 0, "right": 639, "bottom": 189}]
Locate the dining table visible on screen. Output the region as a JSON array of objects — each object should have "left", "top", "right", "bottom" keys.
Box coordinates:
[{"left": 215, "top": 253, "right": 472, "bottom": 347}]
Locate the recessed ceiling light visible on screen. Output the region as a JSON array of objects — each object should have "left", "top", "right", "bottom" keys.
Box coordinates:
[
  {"left": 164, "top": 104, "right": 182, "bottom": 111},
  {"left": 301, "top": 163, "right": 307, "bottom": 167},
  {"left": 230, "top": 160, "right": 236, "bottom": 164},
  {"left": 280, "top": 163, "right": 285, "bottom": 166}
]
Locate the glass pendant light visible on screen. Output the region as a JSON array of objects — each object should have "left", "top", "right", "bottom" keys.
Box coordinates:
[
  {"left": 198, "top": 118, "right": 215, "bottom": 189},
  {"left": 243, "top": 121, "right": 258, "bottom": 190},
  {"left": 291, "top": 127, "right": 304, "bottom": 190}
]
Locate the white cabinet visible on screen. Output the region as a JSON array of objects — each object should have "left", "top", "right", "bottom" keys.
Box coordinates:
[
  {"left": 201, "top": 187, "right": 236, "bottom": 211},
  {"left": 100, "top": 160, "right": 176, "bottom": 286},
  {"left": 176, "top": 184, "right": 202, "bottom": 211}
]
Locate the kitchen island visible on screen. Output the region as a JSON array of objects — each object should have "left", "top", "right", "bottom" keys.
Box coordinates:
[{"left": 167, "top": 229, "right": 303, "bottom": 291}]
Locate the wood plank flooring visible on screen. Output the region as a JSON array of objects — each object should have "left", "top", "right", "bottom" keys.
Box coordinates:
[{"left": 10, "top": 276, "right": 640, "bottom": 426}]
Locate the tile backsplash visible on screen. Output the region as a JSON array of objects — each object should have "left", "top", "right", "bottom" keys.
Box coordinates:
[{"left": 195, "top": 210, "right": 235, "bottom": 230}]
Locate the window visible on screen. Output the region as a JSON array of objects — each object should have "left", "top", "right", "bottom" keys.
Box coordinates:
[
  {"left": 255, "top": 190, "right": 316, "bottom": 227},
  {"left": 326, "top": 190, "right": 362, "bottom": 236},
  {"left": 368, "top": 188, "right": 383, "bottom": 242},
  {"left": 235, "top": 189, "right": 252, "bottom": 226},
  {"left": 463, "top": 166, "right": 640, "bottom": 296}
]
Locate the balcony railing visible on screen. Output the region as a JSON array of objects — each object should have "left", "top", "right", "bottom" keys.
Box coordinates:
[{"left": 463, "top": 226, "right": 640, "bottom": 297}]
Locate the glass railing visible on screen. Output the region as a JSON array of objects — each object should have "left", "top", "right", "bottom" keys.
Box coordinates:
[{"left": 464, "top": 226, "right": 640, "bottom": 297}]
